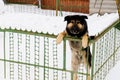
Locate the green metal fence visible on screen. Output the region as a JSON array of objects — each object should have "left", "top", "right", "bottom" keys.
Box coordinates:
[{"left": 0, "top": 20, "right": 120, "bottom": 80}]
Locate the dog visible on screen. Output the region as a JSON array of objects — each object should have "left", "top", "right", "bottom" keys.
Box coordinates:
[{"left": 56, "top": 15, "right": 92, "bottom": 80}]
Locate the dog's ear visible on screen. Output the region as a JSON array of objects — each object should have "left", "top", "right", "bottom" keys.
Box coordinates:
[
  {"left": 80, "top": 15, "right": 88, "bottom": 19},
  {"left": 64, "top": 16, "right": 71, "bottom": 21}
]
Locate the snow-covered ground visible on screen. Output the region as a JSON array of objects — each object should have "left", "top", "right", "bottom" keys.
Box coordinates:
[{"left": 0, "top": 0, "right": 120, "bottom": 80}]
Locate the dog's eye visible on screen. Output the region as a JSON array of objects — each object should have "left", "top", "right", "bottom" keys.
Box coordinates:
[{"left": 71, "top": 20, "right": 75, "bottom": 23}]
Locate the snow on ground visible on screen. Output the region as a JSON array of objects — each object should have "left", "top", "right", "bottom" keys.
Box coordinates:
[
  {"left": 0, "top": 1, "right": 120, "bottom": 80},
  {"left": 105, "top": 60, "right": 120, "bottom": 80},
  {"left": 0, "top": 0, "right": 4, "bottom": 9}
]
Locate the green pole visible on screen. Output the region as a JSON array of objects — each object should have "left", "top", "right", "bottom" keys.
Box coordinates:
[
  {"left": 63, "top": 39, "right": 66, "bottom": 70},
  {"left": 56, "top": 0, "right": 59, "bottom": 16},
  {"left": 62, "top": 39, "right": 66, "bottom": 79},
  {"left": 4, "top": 31, "right": 6, "bottom": 79},
  {"left": 91, "top": 42, "right": 95, "bottom": 80},
  {"left": 113, "top": 28, "right": 116, "bottom": 66}
]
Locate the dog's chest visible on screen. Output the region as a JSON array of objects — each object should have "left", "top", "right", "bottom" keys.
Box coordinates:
[
  {"left": 69, "top": 41, "right": 82, "bottom": 50},
  {"left": 69, "top": 41, "right": 84, "bottom": 61}
]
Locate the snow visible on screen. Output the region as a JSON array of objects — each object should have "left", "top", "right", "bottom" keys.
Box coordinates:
[
  {"left": 105, "top": 60, "right": 120, "bottom": 80},
  {"left": 0, "top": 0, "right": 6, "bottom": 14},
  {"left": 0, "top": 12, "right": 119, "bottom": 36},
  {"left": 0, "top": 13, "right": 65, "bottom": 35},
  {"left": 0, "top": 2, "right": 120, "bottom": 80}
]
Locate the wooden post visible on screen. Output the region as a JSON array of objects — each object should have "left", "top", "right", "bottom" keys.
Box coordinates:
[
  {"left": 56, "top": 0, "right": 59, "bottom": 16},
  {"left": 116, "top": 0, "right": 120, "bottom": 19}
]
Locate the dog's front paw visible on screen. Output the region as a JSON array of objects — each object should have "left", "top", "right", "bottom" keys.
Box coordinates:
[
  {"left": 73, "top": 73, "right": 78, "bottom": 80},
  {"left": 56, "top": 33, "right": 64, "bottom": 44},
  {"left": 82, "top": 33, "right": 88, "bottom": 48},
  {"left": 87, "top": 76, "right": 90, "bottom": 80},
  {"left": 56, "top": 31, "right": 67, "bottom": 44}
]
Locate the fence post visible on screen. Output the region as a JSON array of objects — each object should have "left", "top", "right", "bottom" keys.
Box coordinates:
[
  {"left": 38, "top": 0, "right": 41, "bottom": 8},
  {"left": 98, "top": 0, "right": 104, "bottom": 15},
  {"left": 4, "top": 31, "right": 6, "bottom": 79},
  {"left": 62, "top": 39, "right": 66, "bottom": 79},
  {"left": 91, "top": 42, "right": 95, "bottom": 80},
  {"left": 113, "top": 28, "right": 116, "bottom": 66},
  {"left": 56, "top": 0, "right": 59, "bottom": 16},
  {"left": 44, "top": 37, "right": 49, "bottom": 80},
  {"left": 116, "top": 0, "right": 120, "bottom": 19}
]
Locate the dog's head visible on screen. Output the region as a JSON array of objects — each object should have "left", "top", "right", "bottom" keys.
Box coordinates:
[{"left": 65, "top": 15, "right": 88, "bottom": 37}]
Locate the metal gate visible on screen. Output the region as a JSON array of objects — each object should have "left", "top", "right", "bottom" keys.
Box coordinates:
[{"left": 0, "top": 20, "right": 120, "bottom": 80}]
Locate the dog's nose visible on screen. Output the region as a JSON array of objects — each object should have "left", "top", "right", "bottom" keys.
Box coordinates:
[
  {"left": 71, "top": 26, "right": 79, "bottom": 34},
  {"left": 73, "top": 25, "right": 78, "bottom": 30}
]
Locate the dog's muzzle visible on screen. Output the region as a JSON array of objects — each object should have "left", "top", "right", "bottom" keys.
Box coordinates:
[{"left": 70, "top": 26, "right": 80, "bottom": 34}]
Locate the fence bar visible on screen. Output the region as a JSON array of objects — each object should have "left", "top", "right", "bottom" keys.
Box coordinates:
[
  {"left": 34, "top": 36, "right": 40, "bottom": 80},
  {"left": 63, "top": 39, "right": 66, "bottom": 70},
  {"left": 62, "top": 39, "right": 66, "bottom": 80},
  {"left": 9, "top": 32, "right": 14, "bottom": 80},
  {"left": 86, "top": 46, "right": 90, "bottom": 80},
  {"left": 25, "top": 35, "right": 31, "bottom": 80},
  {"left": 91, "top": 42, "right": 95, "bottom": 80},
  {"left": 53, "top": 40, "right": 58, "bottom": 80},
  {"left": 44, "top": 37, "right": 49, "bottom": 80},
  {"left": 4, "top": 31, "right": 6, "bottom": 79},
  {"left": 18, "top": 34, "right": 22, "bottom": 80},
  {"left": 113, "top": 28, "right": 116, "bottom": 66}
]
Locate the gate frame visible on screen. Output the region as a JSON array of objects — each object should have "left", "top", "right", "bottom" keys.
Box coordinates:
[{"left": 0, "top": 19, "right": 120, "bottom": 80}]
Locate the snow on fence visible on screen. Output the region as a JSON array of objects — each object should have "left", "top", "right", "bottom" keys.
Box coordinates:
[{"left": 0, "top": 20, "right": 120, "bottom": 80}]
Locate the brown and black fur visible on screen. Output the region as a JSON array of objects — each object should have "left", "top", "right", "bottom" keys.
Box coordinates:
[{"left": 56, "top": 15, "right": 92, "bottom": 80}]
